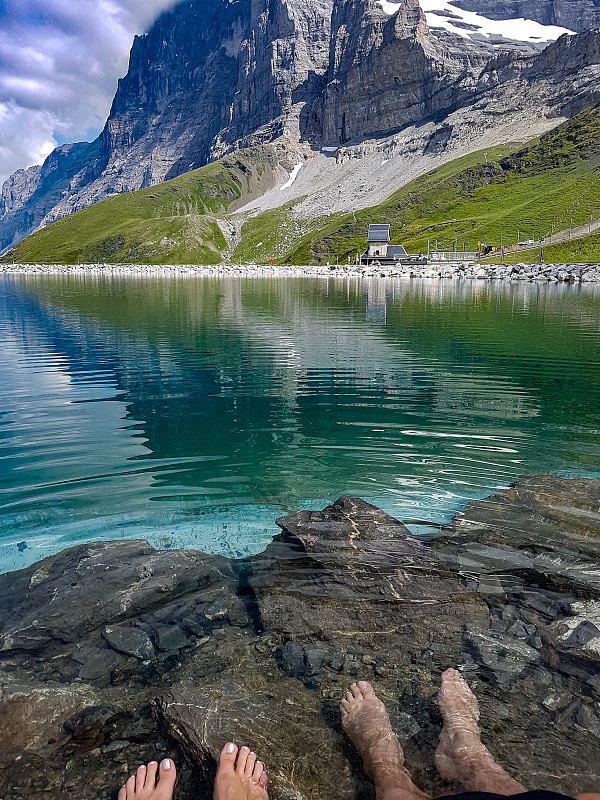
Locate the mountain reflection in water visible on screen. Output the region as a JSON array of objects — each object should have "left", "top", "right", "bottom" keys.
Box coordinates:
[{"left": 0, "top": 274, "right": 599, "bottom": 571}]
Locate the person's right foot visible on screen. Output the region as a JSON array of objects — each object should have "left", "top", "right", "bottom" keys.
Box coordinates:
[
  {"left": 214, "top": 743, "right": 268, "bottom": 800},
  {"left": 340, "top": 681, "right": 407, "bottom": 790},
  {"left": 434, "top": 668, "right": 487, "bottom": 783}
]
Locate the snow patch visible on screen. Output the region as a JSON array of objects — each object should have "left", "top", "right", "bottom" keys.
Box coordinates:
[
  {"left": 376, "top": 0, "right": 574, "bottom": 46},
  {"left": 280, "top": 163, "right": 303, "bottom": 191}
]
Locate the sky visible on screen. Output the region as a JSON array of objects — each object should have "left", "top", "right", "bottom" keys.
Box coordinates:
[{"left": 0, "top": 0, "right": 178, "bottom": 189}]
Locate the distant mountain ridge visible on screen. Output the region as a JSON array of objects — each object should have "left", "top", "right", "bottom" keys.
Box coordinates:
[{"left": 2, "top": 0, "right": 600, "bottom": 255}]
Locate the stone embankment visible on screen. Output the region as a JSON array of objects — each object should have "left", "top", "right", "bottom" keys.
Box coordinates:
[
  {"left": 0, "top": 477, "right": 599, "bottom": 800},
  {"left": 2, "top": 262, "right": 600, "bottom": 281}
]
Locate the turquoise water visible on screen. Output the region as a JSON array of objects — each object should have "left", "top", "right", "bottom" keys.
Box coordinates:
[{"left": 0, "top": 273, "right": 599, "bottom": 573}]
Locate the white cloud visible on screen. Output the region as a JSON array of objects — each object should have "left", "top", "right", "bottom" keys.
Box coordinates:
[{"left": 0, "top": 0, "right": 179, "bottom": 188}]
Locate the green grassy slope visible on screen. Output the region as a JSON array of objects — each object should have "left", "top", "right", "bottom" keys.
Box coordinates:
[
  {"left": 488, "top": 230, "right": 600, "bottom": 264},
  {"left": 2, "top": 146, "right": 281, "bottom": 265},
  {"left": 4, "top": 103, "right": 600, "bottom": 266},
  {"left": 282, "top": 102, "right": 600, "bottom": 264}
]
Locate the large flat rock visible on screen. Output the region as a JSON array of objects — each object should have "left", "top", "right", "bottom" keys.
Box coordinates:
[{"left": 0, "top": 482, "right": 599, "bottom": 798}]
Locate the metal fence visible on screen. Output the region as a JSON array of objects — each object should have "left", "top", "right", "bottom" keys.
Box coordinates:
[{"left": 426, "top": 251, "right": 480, "bottom": 263}]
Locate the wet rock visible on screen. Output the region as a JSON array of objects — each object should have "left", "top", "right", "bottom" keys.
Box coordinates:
[
  {"left": 282, "top": 641, "right": 306, "bottom": 679},
  {"left": 463, "top": 625, "right": 540, "bottom": 687},
  {"left": 65, "top": 706, "right": 122, "bottom": 747},
  {"left": 543, "top": 600, "right": 600, "bottom": 680},
  {"left": 434, "top": 476, "right": 600, "bottom": 599},
  {"left": 575, "top": 704, "right": 600, "bottom": 738},
  {"left": 0, "top": 540, "right": 235, "bottom": 656},
  {"left": 438, "top": 542, "right": 534, "bottom": 573},
  {"left": 103, "top": 626, "right": 155, "bottom": 661},
  {"left": 542, "top": 691, "right": 572, "bottom": 712},
  {"left": 158, "top": 665, "right": 356, "bottom": 800},
  {"left": 152, "top": 623, "right": 194, "bottom": 654},
  {"left": 588, "top": 675, "right": 600, "bottom": 700},
  {"left": 564, "top": 621, "right": 600, "bottom": 648},
  {"left": 252, "top": 496, "right": 489, "bottom": 668},
  {"left": 393, "top": 711, "right": 421, "bottom": 742},
  {"left": 1, "top": 482, "right": 600, "bottom": 798},
  {"left": 72, "top": 647, "right": 124, "bottom": 685}
]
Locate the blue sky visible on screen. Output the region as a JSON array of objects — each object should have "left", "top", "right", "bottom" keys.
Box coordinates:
[{"left": 0, "top": 0, "right": 178, "bottom": 188}]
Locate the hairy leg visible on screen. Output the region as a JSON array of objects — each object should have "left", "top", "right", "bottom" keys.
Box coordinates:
[
  {"left": 434, "top": 669, "right": 526, "bottom": 795},
  {"left": 341, "top": 680, "right": 430, "bottom": 800}
]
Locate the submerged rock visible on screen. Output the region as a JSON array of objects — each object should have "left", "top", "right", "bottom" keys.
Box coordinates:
[{"left": 0, "top": 480, "right": 600, "bottom": 798}]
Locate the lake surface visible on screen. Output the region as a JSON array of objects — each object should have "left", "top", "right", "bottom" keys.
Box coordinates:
[{"left": 1, "top": 273, "right": 599, "bottom": 573}]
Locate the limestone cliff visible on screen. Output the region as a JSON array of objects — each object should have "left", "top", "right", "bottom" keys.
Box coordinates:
[
  {"left": 321, "top": 0, "right": 495, "bottom": 144},
  {"left": 452, "top": 0, "right": 600, "bottom": 33},
  {"left": 2, "top": 0, "right": 600, "bottom": 255},
  {"left": 0, "top": 0, "right": 333, "bottom": 254}
]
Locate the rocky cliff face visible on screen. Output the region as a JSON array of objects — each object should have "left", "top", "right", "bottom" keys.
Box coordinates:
[
  {"left": 453, "top": 0, "right": 600, "bottom": 33},
  {"left": 2, "top": 0, "right": 600, "bottom": 255},
  {"left": 321, "top": 0, "right": 504, "bottom": 144},
  {"left": 0, "top": 0, "right": 333, "bottom": 254}
]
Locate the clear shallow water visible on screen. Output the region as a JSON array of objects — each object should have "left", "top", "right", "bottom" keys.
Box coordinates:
[{"left": 1, "top": 273, "right": 599, "bottom": 573}]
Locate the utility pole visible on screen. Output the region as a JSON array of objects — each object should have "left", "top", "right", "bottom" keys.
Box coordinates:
[
  {"left": 550, "top": 223, "right": 553, "bottom": 243},
  {"left": 501, "top": 245, "right": 505, "bottom": 263},
  {"left": 517, "top": 229, "right": 520, "bottom": 245},
  {"left": 570, "top": 219, "right": 572, "bottom": 239},
  {"left": 590, "top": 214, "right": 593, "bottom": 234},
  {"left": 540, "top": 246, "right": 544, "bottom": 263}
]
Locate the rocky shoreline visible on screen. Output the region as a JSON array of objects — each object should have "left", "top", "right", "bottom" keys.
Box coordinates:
[
  {"left": 1, "top": 262, "right": 600, "bottom": 282},
  {"left": 0, "top": 476, "right": 599, "bottom": 799}
]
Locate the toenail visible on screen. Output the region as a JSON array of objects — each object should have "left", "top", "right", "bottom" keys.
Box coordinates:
[
  {"left": 162, "top": 759, "right": 172, "bottom": 770},
  {"left": 358, "top": 681, "right": 367, "bottom": 689},
  {"left": 226, "top": 743, "right": 236, "bottom": 753}
]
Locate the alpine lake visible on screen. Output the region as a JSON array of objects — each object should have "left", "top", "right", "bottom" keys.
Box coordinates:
[{"left": 0, "top": 272, "right": 599, "bottom": 800}]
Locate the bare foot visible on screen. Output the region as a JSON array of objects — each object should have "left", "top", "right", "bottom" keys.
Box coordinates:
[
  {"left": 118, "top": 759, "right": 176, "bottom": 800},
  {"left": 434, "top": 669, "right": 525, "bottom": 794},
  {"left": 214, "top": 743, "right": 268, "bottom": 800},
  {"left": 340, "top": 681, "right": 412, "bottom": 795},
  {"left": 434, "top": 668, "right": 484, "bottom": 784}
]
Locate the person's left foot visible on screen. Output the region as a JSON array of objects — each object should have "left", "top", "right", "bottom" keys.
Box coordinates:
[
  {"left": 118, "top": 760, "right": 177, "bottom": 800},
  {"left": 214, "top": 743, "right": 269, "bottom": 800}
]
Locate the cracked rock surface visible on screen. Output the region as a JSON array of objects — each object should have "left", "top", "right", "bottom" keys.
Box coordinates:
[{"left": 0, "top": 477, "right": 599, "bottom": 799}]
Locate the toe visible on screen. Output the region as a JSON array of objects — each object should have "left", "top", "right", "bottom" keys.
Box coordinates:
[
  {"left": 260, "top": 772, "right": 268, "bottom": 788},
  {"left": 245, "top": 751, "right": 257, "bottom": 777},
  {"left": 340, "top": 699, "right": 350, "bottom": 714},
  {"left": 253, "top": 760, "right": 264, "bottom": 782},
  {"left": 125, "top": 774, "right": 137, "bottom": 798},
  {"left": 145, "top": 762, "right": 158, "bottom": 790},
  {"left": 350, "top": 683, "right": 362, "bottom": 700},
  {"left": 357, "top": 680, "right": 374, "bottom": 698},
  {"left": 156, "top": 759, "right": 177, "bottom": 797},
  {"left": 345, "top": 690, "right": 355, "bottom": 703},
  {"left": 118, "top": 786, "right": 127, "bottom": 800},
  {"left": 219, "top": 742, "right": 238, "bottom": 775},
  {"left": 236, "top": 746, "right": 251, "bottom": 775},
  {"left": 136, "top": 765, "right": 147, "bottom": 792}
]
